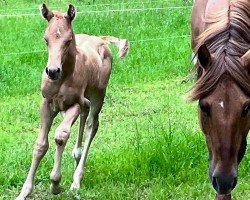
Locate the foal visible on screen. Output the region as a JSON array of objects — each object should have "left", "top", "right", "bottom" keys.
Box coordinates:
[{"left": 16, "top": 4, "right": 129, "bottom": 199}]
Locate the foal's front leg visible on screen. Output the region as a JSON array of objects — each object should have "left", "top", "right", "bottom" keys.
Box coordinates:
[
  {"left": 16, "top": 99, "right": 57, "bottom": 200},
  {"left": 50, "top": 104, "right": 81, "bottom": 195}
]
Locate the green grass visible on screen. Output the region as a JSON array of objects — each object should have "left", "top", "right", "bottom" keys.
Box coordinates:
[{"left": 0, "top": 0, "right": 249, "bottom": 200}]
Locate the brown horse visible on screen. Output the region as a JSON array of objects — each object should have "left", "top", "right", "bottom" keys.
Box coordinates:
[
  {"left": 190, "top": 0, "right": 250, "bottom": 199},
  {"left": 16, "top": 4, "right": 129, "bottom": 200}
]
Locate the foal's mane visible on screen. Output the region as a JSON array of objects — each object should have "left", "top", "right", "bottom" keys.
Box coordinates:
[{"left": 189, "top": 0, "right": 250, "bottom": 101}]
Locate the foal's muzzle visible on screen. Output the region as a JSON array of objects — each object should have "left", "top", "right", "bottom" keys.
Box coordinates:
[{"left": 46, "top": 67, "right": 61, "bottom": 80}]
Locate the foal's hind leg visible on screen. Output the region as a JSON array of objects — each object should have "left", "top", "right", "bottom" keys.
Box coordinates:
[
  {"left": 16, "top": 99, "right": 57, "bottom": 200},
  {"left": 70, "top": 94, "right": 105, "bottom": 190},
  {"left": 50, "top": 104, "right": 81, "bottom": 195},
  {"left": 72, "top": 101, "right": 90, "bottom": 166}
]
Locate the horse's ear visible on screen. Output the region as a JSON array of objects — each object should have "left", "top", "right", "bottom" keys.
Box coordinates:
[
  {"left": 40, "top": 4, "right": 54, "bottom": 22},
  {"left": 197, "top": 44, "right": 211, "bottom": 70},
  {"left": 67, "top": 4, "right": 76, "bottom": 21},
  {"left": 240, "top": 49, "right": 250, "bottom": 70}
]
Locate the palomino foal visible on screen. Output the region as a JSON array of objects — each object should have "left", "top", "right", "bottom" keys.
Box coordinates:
[{"left": 16, "top": 4, "right": 129, "bottom": 199}]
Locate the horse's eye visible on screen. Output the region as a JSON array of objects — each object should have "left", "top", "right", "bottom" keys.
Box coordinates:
[
  {"left": 241, "top": 102, "right": 250, "bottom": 117},
  {"left": 199, "top": 100, "right": 210, "bottom": 116}
]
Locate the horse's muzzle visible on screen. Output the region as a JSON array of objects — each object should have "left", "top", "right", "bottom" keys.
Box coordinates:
[
  {"left": 216, "top": 194, "right": 232, "bottom": 200},
  {"left": 46, "top": 67, "right": 61, "bottom": 80},
  {"left": 212, "top": 170, "right": 237, "bottom": 195}
]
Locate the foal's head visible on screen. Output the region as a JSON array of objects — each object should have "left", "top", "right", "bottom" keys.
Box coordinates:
[
  {"left": 40, "top": 4, "right": 76, "bottom": 80},
  {"left": 193, "top": 45, "right": 250, "bottom": 195}
]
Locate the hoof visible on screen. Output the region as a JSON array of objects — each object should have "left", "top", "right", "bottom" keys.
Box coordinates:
[
  {"left": 50, "top": 184, "right": 62, "bottom": 195},
  {"left": 70, "top": 182, "right": 80, "bottom": 191},
  {"left": 16, "top": 183, "right": 33, "bottom": 200},
  {"left": 15, "top": 196, "right": 25, "bottom": 200}
]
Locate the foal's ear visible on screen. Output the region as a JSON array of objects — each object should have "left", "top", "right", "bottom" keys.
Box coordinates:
[
  {"left": 197, "top": 44, "right": 212, "bottom": 70},
  {"left": 40, "top": 4, "right": 54, "bottom": 22},
  {"left": 67, "top": 4, "right": 76, "bottom": 21},
  {"left": 240, "top": 49, "right": 250, "bottom": 71}
]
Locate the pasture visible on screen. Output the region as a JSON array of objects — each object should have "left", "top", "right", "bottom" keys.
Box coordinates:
[{"left": 0, "top": 0, "right": 249, "bottom": 199}]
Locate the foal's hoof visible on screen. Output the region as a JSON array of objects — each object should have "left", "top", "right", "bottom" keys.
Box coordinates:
[
  {"left": 216, "top": 194, "right": 232, "bottom": 200},
  {"left": 15, "top": 196, "right": 26, "bottom": 200},
  {"left": 50, "top": 184, "right": 62, "bottom": 195},
  {"left": 70, "top": 182, "right": 80, "bottom": 191},
  {"left": 16, "top": 183, "right": 33, "bottom": 200}
]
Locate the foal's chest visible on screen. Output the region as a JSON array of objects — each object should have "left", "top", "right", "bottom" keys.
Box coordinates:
[{"left": 52, "top": 85, "right": 80, "bottom": 111}]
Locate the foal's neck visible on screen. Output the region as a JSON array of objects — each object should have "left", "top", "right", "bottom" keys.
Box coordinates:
[{"left": 62, "top": 35, "right": 77, "bottom": 79}]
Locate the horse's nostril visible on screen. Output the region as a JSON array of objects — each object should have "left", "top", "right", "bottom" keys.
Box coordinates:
[
  {"left": 45, "top": 67, "right": 49, "bottom": 75},
  {"left": 212, "top": 174, "right": 237, "bottom": 194},
  {"left": 57, "top": 68, "right": 60, "bottom": 73},
  {"left": 232, "top": 177, "right": 237, "bottom": 189},
  {"left": 212, "top": 176, "right": 218, "bottom": 190}
]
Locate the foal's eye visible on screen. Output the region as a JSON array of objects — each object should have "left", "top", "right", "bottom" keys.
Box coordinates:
[
  {"left": 199, "top": 100, "right": 210, "bottom": 116},
  {"left": 65, "top": 39, "right": 72, "bottom": 46},
  {"left": 241, "top": 102, "right": 250, "bottom": 117}
]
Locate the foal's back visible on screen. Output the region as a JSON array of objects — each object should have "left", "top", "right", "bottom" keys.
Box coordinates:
[
  {"left": 76, "top": 34, "right": 109, "bottom": 52},
  {"left": 75, "top": 34, "right": 113, "bottom": 91}
]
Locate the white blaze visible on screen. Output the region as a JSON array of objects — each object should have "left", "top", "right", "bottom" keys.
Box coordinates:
[
  {"left": 56, "top": 28, "right": 61, "bottom": 36},
  {"left": 219, "top": 101, "right": 224, "bottom": 108}
]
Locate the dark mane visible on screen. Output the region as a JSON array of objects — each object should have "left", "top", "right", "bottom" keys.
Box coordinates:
[{"left": 189, "top": 1, "right": 250, "bottom": 101}]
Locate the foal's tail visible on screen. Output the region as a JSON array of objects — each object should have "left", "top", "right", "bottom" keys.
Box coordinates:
[{"left": 100, "top": 36, "right": 130, "bottom": 60}]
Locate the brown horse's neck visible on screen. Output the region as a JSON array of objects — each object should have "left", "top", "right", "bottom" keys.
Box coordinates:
[{"left": 62, "top": 35, "right": 77, "bottom": 79}]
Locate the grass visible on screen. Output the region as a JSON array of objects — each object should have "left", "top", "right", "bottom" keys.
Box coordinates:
[{"left": 0, "top": 0, "right": 249, "bottom": 199}]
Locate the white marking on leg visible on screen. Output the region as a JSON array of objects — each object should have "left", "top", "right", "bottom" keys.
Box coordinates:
[
  {"left": 70, "top": 115, "right": 98, "bottom": 191},
  {"left": 72, "top": 147, "right": 83, "bottom": 159}
]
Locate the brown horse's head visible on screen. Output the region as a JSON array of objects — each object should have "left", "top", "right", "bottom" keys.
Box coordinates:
[
  {"left": 40, "top": 4, "right": 76, "bottom": 80},
  {"left": 193, "top": 44, "right": 250, "bottom": 195}
]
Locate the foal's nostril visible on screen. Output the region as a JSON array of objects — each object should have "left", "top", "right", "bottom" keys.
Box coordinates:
[
  {"left": 46, "top": 68, "right": 61, "bottom": 80},
  {"left": 45, "top": 67, "right": 49, "bottom": 75},
  {"left": 48, "top": 70, "right": 57, "bottom": 80}
]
